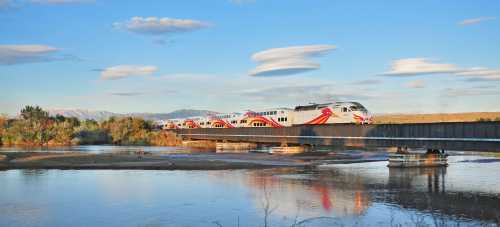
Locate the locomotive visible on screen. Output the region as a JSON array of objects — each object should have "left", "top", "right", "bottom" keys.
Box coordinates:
[{"left": 163, "top": 102, "right": 372, "bottom": 129}]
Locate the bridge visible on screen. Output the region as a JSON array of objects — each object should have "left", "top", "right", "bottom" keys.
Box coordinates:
[{"left": 174, "top": 122, "right": 500, "bottom": 152}]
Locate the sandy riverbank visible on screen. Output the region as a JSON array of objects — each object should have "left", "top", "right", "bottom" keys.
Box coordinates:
[
  {"left": 0, "top": 152, "right": 301, "bottom": 170},
  {"left": 0, "top": 151, "right": 386, "bottom": 170}
]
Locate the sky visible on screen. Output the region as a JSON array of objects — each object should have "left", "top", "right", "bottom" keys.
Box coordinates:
[{"left": 1, "top": 0, "right": 499, "bottom": 115}]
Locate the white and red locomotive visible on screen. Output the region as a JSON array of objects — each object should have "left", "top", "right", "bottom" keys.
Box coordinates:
[{"left": 163, "top": 102, "right": 372, "bottom": 129}]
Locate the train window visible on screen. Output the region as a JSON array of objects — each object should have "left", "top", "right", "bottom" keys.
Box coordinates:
[
  {"left": 177, "top": 124, "right": 181, "bottom": 126},
  {"left": 240, "top": 120, "right": 247, "bottom": 123},
  {"left": 342, "top": 107, "right": 347, "bottom": 112},
  {"left": 284, "top": 117, "right": 287, "bottom": 122},
  {"left": 200, "top": 122, "right": 204, "bottom": 125},
  {"left": 231, "top": 120, "right": 237, "bottom": 124},
  {"left": 350, "top": 106, "right": 362, "bottom": 111}
]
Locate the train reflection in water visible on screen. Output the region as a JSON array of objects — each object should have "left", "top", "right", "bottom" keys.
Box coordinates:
[
  {"left": 245, "top": 168, "right": 371, "bottom": 219},
  {"left": 206, "top": 160, "right": 500, "bottom": 225},
  {"left": 385, "top": 167, "right": 500, "bottom": 223}
]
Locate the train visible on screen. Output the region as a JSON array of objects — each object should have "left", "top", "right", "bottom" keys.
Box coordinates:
[{"left": 161, "top": 102, "right": 372, "bottom": 129}]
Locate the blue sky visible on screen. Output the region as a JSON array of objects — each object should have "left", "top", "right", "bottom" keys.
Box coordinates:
[{"left": 1, "top": 0, "right": 499, "bottom": 115}]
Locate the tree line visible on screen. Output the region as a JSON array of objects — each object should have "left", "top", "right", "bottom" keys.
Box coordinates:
[{"left": 0, "top": 105, "right": 173, "bottom": 147}]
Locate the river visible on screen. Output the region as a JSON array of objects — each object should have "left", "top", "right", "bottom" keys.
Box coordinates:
[{"left": 1, "top": 146, "right": 499, "bottom": 226}]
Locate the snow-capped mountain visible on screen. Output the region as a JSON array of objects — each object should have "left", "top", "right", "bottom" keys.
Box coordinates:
[{"left": 47, "top": 109, "right": 218, "bottom": 121}]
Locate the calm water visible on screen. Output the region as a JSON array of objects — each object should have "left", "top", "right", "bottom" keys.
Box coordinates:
[{"left": 1, "top": 147, "right": 500, "bottom": 226}]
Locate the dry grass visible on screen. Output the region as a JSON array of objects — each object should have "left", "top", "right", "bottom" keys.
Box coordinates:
[{"left": 373, "top": 112, "right": 500, "bottom": 124}]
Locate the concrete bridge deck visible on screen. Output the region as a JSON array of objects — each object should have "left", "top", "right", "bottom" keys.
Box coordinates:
[{"left": 174, "top": 122, "right": 500, "bottom": 152}]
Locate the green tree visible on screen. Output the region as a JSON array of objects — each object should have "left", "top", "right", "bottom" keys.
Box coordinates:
[
  {"left": 12, "top": 105, "right": 55, "bottom": 146},
  {"left": 100, "top": 117, "right": 152, "bottom": 145},
  {"left": 20, "top": 105, "right": 49, "bottom": 121},
  {"left": 51, "top": 120, "right": 75, "bottom": 145},
  {"left": 0, "top": 115, "right": 7, "bottom": 145},
  {"left": 73, "top": 119, "right": 110, "bottom": 145}
]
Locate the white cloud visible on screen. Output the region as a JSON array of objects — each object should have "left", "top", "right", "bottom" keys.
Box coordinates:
[
  {"left": 459, "top": 16, "right": 496, "bottom": 26},
  {"left": 444, "top": 87, "right": 500, "bottom": 97},
  {"left": 350, "top": 79, "right": 382, "bottom": 85},
  {"left": 405, "top": 80, "right": 425, "bottom": 89},
  {"left": 34, "top": 0, "right": 94, "bottom": 4},
  {"left": 109, "top": 92, "right": 143, "bottom": 97},
  {"left": 114, "top": 17, "right": 209, "bottom": 35},
  {"left": 249, "top": 45, "right": 335, "bottom": 77},
  {"left": 239, "top": 84, "right": 375, "bottom": 103},
  {"left": 101, "top": 65, "right": 158, "bottom": 80},
  {"left": 229, "top": 0, "right": 255, "bottom": 4},
  {"left": 454, "top": 67, "right": 500, "bottom": 81},
  {"left": 380, "top": 58, "right": 460, "bottom": 76},
  {"left": 380, "top": 58, "right": 500, "bottom": 82},
  {"left": 0, "top": 0, "right": 90, "bottom": 9},
  {"left": 0, "top": 44, "right": 62, "bottom": 65},
  {"left": 0, "top": 0, "right": 12, "bottom": 8}
]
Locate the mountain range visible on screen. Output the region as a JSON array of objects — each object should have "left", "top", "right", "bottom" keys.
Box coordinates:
[{"left": 47, "top": 109, "right": 219, "bottom": 121}]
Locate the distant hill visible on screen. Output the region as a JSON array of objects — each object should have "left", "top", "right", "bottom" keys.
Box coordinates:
[
  {"left": 47, "top": 109, "right": 218, "bottom": 121},
  {"left": 48, "top": 109, "right": 119, "bottom": 121}
]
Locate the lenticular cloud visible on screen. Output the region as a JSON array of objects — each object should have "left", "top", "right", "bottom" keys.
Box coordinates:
[
  {"left": 249, "top": 45, "right": 335, "bottom": 77},
  {"left": 114, "top": 17, "right": 209, "bottom": 35}
]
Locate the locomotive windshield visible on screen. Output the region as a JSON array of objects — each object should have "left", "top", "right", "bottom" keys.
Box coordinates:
[{"left": 349, "top": 102, "right": 367, "bottom": 112}]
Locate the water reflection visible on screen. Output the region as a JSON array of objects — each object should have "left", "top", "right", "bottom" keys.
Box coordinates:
[
  {"left": 238, "top": 163, "right": 500, "bottom": 226},
  {"left": 0, "top": 145, "right": 188, "bottom": 154},
  {"left": 387, "top": 167, "right": 447, "bottom": 193},
  {"left": 21, "top": 169, "right": 49, "bottom": 176},
  {"left": 1, "top": 154, "right": 500, "bottom": 226},
  {"left": 245, "top": 168, "right": 372, "bottom": 220},
  {"left": 385, "top": 167, "right": 500, "bottom": 223}
]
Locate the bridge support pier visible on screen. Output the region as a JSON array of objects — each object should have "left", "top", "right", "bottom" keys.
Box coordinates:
[
  {"left": 396, "top": 146, "right": 409, "bottom": 154},
  {"left": 389, "top": 147, "right": 448, "bottom": 168},
  {"left": 216, "top": 142, "right": 257, "bottom": 153}
]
